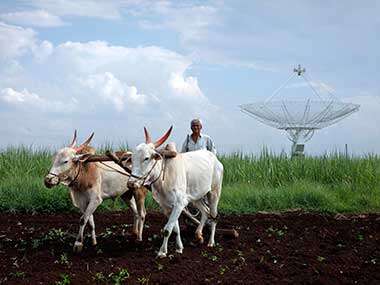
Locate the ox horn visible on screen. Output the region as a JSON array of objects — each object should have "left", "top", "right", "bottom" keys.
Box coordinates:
[
  {"left": 154, "top": 126, "right": 173, "bottom": 149},
  {"left": 81, "top": 132, "right": 94, "bottom": 147},
  {"left": 74, "top": 132, "right": 94, "bottom": 152},
  {"left": 144, "top": 127, "right": 152, "bottom": 144},
  {"left": 69, "top": 129, "right": 77, "bottom": 148}
]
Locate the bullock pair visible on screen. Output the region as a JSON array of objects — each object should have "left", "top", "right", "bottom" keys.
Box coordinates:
[{"left": 45, "top": 127, "right": 224, "bottom": 257}]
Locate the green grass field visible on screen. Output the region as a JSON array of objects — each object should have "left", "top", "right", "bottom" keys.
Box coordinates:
[{"left": 0, "top": 146, "right": 379, "bottom": 214}]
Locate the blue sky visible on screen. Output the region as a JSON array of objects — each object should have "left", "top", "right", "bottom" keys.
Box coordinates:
[{"left": 0, "top": 0, "right": 379, "bottom": 155}]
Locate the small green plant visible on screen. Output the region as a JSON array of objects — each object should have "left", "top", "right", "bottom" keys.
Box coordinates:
[
  {"left": 55, "top": 273, "right": 71, "bottom": 285},
  {"left": 267, "top": 226, "right": 287, "bottom": 238},
  {"left": 137, "top": 275, "right": 150, "bottom": 284},
  {"left": 317, "top": 256, "right": 326, "bottom": 262},
  {"left": 155, "top": 261, "right": 164, "bottom": 271},
  {"left": 201, "top": 250, "right": 208, "bottom": 258},
  {"left": 10, "top": 271, "right": 25, "bottom": 278},
  {"left": 357, "top": 234, "right": 364, "bottom": 241},
  {"left": 32, "top": 228, "right": 69, "bottom": 249},
  {"left": 32, "top": 238, "right": 42, "bottom": 249},
  {"left": 100, "top": 228, "right": 114, "bottom": 239},
  {"left": 93, "top": 272, "right": 107, "bottom": 283},
  {"left": 55, "top": 253, "right": 70, "bottom": 267},
  {"left": 44, "top": 228, "right": 67, "bottom": 242},
  {"left": 219, "top": 265, "right": 229, "bottom": 275},
  {"left": 215, "top": 243, "right": 224, "bottom": 252},
  {"left": 109, "top": 268, "right": 130, "bottom": 285}
]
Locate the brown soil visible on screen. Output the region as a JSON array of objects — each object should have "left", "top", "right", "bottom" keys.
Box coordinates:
[{"left": 0, "top": 210, "right": 379, "bottom": 284}]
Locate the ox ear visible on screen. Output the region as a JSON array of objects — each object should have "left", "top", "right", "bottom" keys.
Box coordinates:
[
  {"left": 144, "top": 127, "right": 152, "bottom": 144},
  {"left": 69, "top": 129, "right": 77, "bottom": 148},
  {"left": 152, "top": 152, "right": 162, "bottom": 160},
  {"left": 154, "top": 126, "right": 173, "bottom": 149},
  {"left": 72, "top": 153, "right": 92, "bottom": 163}
]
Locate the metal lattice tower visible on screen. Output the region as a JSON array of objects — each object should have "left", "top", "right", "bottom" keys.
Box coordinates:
[{"left": 239, "top": 65, "right": 360, "bottom": 156}]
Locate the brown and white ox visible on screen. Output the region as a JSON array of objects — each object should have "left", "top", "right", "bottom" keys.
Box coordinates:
[
  {"left": 44, "top": 131, "right": 147, "bottom": 253},
  {"left": 127, "top": 126, "right": 223, "bottom": 257}
]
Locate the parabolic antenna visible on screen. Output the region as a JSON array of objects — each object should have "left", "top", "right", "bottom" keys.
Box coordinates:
[{"left": 239, "top": 65, "right": 360, "bottom": 156}]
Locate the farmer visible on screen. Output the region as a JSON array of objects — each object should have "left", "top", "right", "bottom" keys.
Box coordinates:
[
  {"left": 181, "top": 118, "right": 216, "bottom": 225},
  {"left": 181, "top": 118, "right": 216, "bottom": 155}
]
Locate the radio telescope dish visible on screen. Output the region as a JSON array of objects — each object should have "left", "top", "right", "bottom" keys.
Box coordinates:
[{"left": 239, "top": 65, "right": 360, "bottom": 156}]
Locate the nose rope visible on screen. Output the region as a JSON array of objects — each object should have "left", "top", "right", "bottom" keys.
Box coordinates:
[{"left": 46, "top": 163, "right": 82, "bottom": 187}]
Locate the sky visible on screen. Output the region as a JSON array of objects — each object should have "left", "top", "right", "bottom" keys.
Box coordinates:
[{"left": 0, "top": 0, "right": 379, "bottom": 155}]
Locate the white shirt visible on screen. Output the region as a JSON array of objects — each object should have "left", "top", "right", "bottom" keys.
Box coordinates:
[{"left": 181, "top": 133, "right": 216, "bottom": 155}]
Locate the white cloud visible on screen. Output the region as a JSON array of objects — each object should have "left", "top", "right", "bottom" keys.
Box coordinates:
[
  {"left": 0, "top": 87, "right": 77, "bottom": 113},
  {"left": 0, "top": 39, "right": 218, "bottom": 130},
  {"left": 1, "top": 87, "right": 42, "bottom": 104},
  {"left": 0, "top": 22, "right": 36, "bottom": 60},
  {"left": 81, "top": 72, "right": 147, "bottom": 111},
  {"left": 0, "top": 10, "right": 66, "bottom": 27},
  {"left": 168, "top": 73, "right": 204, "bottom": 98},
  {"left": 136, "top": 2, "right": 219, "bottom": 45},
  {"left": 32, "top": 40, "right": 54, "bottom": 62},
  {"left": 24, "top": 0, "right": 128, "bottom": 20},
  {"left": 0, "top": 19, "right": 221, "bottom": 146}
]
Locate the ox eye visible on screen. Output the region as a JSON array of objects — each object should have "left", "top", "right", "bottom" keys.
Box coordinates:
[
  {"left": 63, "top": 160, "right": 69, "bottom": 164},
  {"left": 144, "top": 157, "right": 150, "bottom": 161}
]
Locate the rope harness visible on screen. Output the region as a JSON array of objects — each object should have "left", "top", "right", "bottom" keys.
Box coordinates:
[
  {"left": 132, "top": 152, "right": 165, "bottom": 188},
  {"left": 47, "top": 162, "right": 82, "bottom": 187},
  {"left": 47, "top": 152, "right": 166, "bottom": 190}
]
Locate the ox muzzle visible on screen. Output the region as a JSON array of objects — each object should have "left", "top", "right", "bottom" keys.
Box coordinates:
[{"left": 44, "top": 173, "right": 60, "bottom": 188}]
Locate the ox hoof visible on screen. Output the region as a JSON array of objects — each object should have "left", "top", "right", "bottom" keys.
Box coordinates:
[
  {"left": 207, "top": 242, "right": 215, "bottom": 248},
  {"left": 175, "top": 248, "right": 183, "bottom": 254},
  {"left": 195, "top": 235, "right": 204, "bottom": 244},
  {"left": 157, "top": 252, "right": 167, "bottom": 258},
  {"left": 92, "top": 239, "right": 97, "bottom": 246},
  {"left": 73, "top": 241, "right": 83, "bottom": 253}
]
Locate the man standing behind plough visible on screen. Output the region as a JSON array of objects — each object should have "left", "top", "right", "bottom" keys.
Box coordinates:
[
  {"left": 181, "top": 118, "right": 217, "bottom": 223},
  {"left": 181, "top": 118, "right": 217, "bottom": 155}
]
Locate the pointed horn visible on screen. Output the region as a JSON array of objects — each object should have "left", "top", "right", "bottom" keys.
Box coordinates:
[
  {"left": 81, "top": 132, "right": 94, "bottom": 147},
  {"left": 69, "top": 129, "right": 77, "bottom": 148},
  {"left": 74, "top": 132, "right": 94, "bottom": 152},
  {"left": 154, "top": 126, "right": 173, "bottom": 148},
  {"left": 144, "top": 127, "right": 152, "bottom": 144}
]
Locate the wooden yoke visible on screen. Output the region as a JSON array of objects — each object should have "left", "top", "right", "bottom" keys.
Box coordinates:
[{"left": 83, "top": 151, "right": 132, "bottom": 174}]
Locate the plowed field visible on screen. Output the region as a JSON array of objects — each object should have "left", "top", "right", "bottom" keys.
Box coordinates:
[{"left": 1, "top": 211, "right": 379, "bottom": 284}]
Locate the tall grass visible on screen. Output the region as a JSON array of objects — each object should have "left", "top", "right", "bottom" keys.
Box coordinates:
[
  {"left": 220, "top": 150, "right": 380, "bottom": 189},
  {"left": 0, "top": 146, "right": 379, "bottom": 213}
]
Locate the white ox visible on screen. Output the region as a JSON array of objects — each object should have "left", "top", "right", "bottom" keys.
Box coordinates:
[
  {"left": 127, "top": 126, "right": 223, "bottom": 257},
  {"left": 44, "top": 131, "right": 147, "bottom": 252}
]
